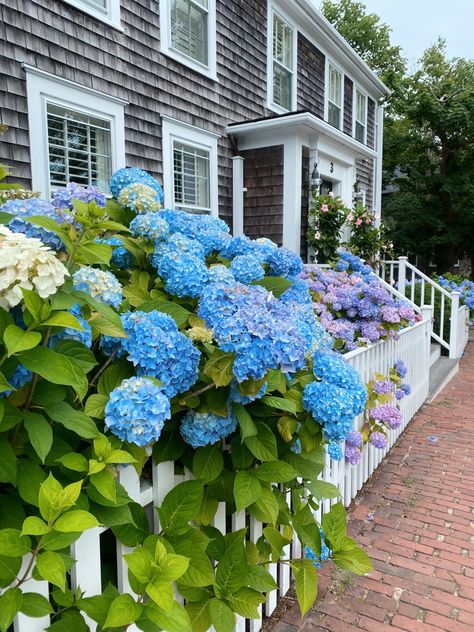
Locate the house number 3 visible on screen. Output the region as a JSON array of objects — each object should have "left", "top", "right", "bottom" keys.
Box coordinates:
[{"left": 330, "top": 162, "right": 334, "bottom": 173}]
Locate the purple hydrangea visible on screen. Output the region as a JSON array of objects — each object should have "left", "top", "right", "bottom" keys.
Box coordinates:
[
  {"left": 370, "top": 431, "right": 387, "bottom": 449},
  {"left": 345, "top": 444, "right": 362, "bottom": 465},
  {"left": 370, "top": 404, "right": 402, "bottom": 429},
  {"left": 373, "top": 379, "right": 393, "bottom": 395}
]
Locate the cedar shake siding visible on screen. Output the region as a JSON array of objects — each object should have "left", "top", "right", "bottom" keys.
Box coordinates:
[
  {"left": 356, "top": 158, "right": 374, "bottom": 209},
  {"left": 301, "top": 146, "right": 309, "bottom": 260},
  {"left": 343, "top": 76, "right": 353, "bottom": 136},
  {"left": 0, "top": 0, "right": 269, "bottom": 224},
  {"left": 242, "top": 146, "right": 283, "bottom": 245},
  {"left": 296, "top": 33, "right": 325, "bottom": 119},
  {"left": 367, "top": 97, "right": 376, "bottom": 149}
]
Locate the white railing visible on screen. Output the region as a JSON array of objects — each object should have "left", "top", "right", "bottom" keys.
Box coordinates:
[
  {"left": 14, "top": 321, "right": 432, "bottom": 632},
  {"left": 456, "top": 305, "right": 470, "bottom": 359},
  {"left": 378, "top": 256, "right": 468, "bottom": 359}
]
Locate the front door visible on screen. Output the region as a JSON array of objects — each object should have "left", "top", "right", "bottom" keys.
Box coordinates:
[{"left": 320, "top": 179, "right": 333, "bottom": 196}]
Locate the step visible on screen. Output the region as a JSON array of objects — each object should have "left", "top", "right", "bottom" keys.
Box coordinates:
[
  {"left": 430, "top": 343, "right": 441, "bottom": 367},
  {"left": 427, "top": 356, "right": 460, "bottom": 403}
]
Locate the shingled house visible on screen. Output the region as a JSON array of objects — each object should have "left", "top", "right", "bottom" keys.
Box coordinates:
[{"left": 0, "top": 0, "right": 389, "bottom": 258}]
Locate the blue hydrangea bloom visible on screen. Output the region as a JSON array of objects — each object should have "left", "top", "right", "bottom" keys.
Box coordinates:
[
  {"left": 0, "top": 363, "right": 32, "bottom": 398},
  {"left": 159, "top": 210, "right": 230, "bottom": 255},
  {"left": 208, "top": 264, "right": 235, "bottom": 285},
  {"left": 313, "top": 351, "right": 363, "bottom": 390},
  {"left": 394, "top": 359, "right": 408, "bottom": 379},
  {"left": 305, "top": 530, "right": 331, "bottom": 568},
  {"left": 52, "top": 182, "right": 106, "bottom": 210},
  {"left": 266, "top": 247, "right": 303, "bottom": 278},
  {"left": 180, "top": 409, "right": 237, "bottom": 448},
  {"left": 2, "top": 198, "right": 69, "bottom": 250},
  {"left": 219, "top": 235, "right": 262, "bottom": 260},
  {"left": 130, "top": 212, "right": 169, "bottom": 241},
  {"left": 290, "top": 438, "right": 302, "bottom": 454},
  {"left": 73, "top": 266, "right": 123, "bottom": 308},
  {"left": 229, "top": 379, "right": 267, "bottom": 404},
  {"left": 151, "top": 232, "right": 205, "bottom": 266},
  {"left": 230, "top": 254, "right": 264, "bottom": 283},
  {"left": 401, "top": 383, "right": 411, "bottom": 396},
  {"left": 327, "top": 442, "right": 344, "bottom": 461},
  {"left": 109, "top": 167, "right": 164, "bottom": 204},
  {"left": 157, "top": 252, "right": 209, "bottom": 298},
  {"left": 99, "top": 237, "right": 133, "bottom": 269},
  {"left": 51, "top": 303, "right": 92, "bottom": 348},
  {"left": 105, "top": 377, "right": 170, "bottom": 446},
  {"left": 121, "top": 310, "right": 200, "bottom": 398}
]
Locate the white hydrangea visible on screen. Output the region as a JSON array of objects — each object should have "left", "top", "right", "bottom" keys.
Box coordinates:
[
  {"left": 0, "top": 226, "right": 69, "bottom": 309},
  {"left": 118, "top": 183, "right": 161, "bottom": 214}
]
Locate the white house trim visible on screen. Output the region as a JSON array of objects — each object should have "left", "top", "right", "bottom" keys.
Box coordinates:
[
  {"left": 24, "top": 65, "right": 126, "bottom": 198},
  {"left": 60, "top": 0, "right": 122, "bottom": 30},
  {"left": 267, "top": 1, "right": 298, "bottom": 114},
  {"left": 161, "top": 116, "right": 220, "bottom": 217},
  {"left": 159, "top": 0, "right": 218, "bottom": 81}
]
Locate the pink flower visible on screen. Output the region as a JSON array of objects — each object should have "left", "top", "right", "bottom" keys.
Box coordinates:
[
  {"left": 366, "top": 218, "right": 371, "bottom": 225},
  {"left": 314, "top": 231, "right": 321, "bottom": 239},
  {"left": 355, "top": 218, "right": 363, "bottom": 226},
  {"left": 321, "top": 204, "right": 329, "bottom": 212},
  {"left": 329, "top": 191, "right": 334, "bottom": 198}
]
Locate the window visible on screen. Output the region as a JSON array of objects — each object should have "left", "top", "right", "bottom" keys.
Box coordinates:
[
  {"left": 160, "top": 0, "right": 217, "bottom": 79},
  {"left": 162, "top": 117, "right": 219, "bottom": 215},
  {"left": 354, "top": 89, "right": 367, "bottom": 143},
  {"left": 47, "top": 104, "right": 112, "bottom": 191},
  {"left": 327, "top": 63, "right": 343, "bottom": 129},
  {"left": 272, "top": 12, "right": 294, "bottom": 110},
  {"left": 24, "top": 65, "right": 126, "bottom": 198},
  {"left": 61, "top": 0, "right": 121, "bottom": 28}
]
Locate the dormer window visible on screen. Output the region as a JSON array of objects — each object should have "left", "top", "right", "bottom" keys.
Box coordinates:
[{"left": 327, "top": 63, "right": 343, "bottom": 129}]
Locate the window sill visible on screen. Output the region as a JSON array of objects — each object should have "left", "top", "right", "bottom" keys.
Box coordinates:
[
  {"left": 60, "top": 0, "right": 124, "bottom": 32},
  {"left": 268, "top": 102, "right": 294, "bottom": 116},
  {"left": 160, "top": 48, "right": 218, "bottom": 82}
]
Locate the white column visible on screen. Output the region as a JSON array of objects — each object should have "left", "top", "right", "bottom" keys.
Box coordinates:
[
  {"left": 398, "top": 256, "right": 408, "bottom": 297},
  {"left": 421, "top": 305, "right": 434, "bottom": 368},
  {"left": 449, "top": 291, "right": 460, "bottom": 359},
  {"left": 231, "top": 156, "right": 245, "bottom": 236},
  {"left": 282, "top": 137, "right": 303, "bottom": 253}
]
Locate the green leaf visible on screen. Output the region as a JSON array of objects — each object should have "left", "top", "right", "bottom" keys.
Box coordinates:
[
  {"left": 159, "top": 554, "right": 190, "bottom": 582},
  {"left": 0, "top": 438, "right": 17, "bottom": 484},
  {"left": 321, "top": 501, "right": 347, "bottom": 545},
  {"left": 19, "top": 592, "right": 53, "bottom": 617},
  {"left": 249, "top": 486, "right": 279, "bottom": 526},
  {"left": 244, "top": 422, "right": 278, "bottom": 461},
  {"left": 41, "top": 311, "right": 84, "bottom": 330},
  {"left": 262, "top": 395, "right": 297, "bottom": 415},
  {"left": 185, "top": 600, "right": 211, "bottom": 632},
  {"left": 25, "top": 216, "right": 72, "bottom": 250},
  {"left": 158, "top": 481, "right": 203, "bottom": 534},
  {"left": 284, "top": 453, "right": 324, "bottom": 480},
  {"left": 233, "top": 403, "right": 258, "bottom": 439},
  {"left": 332, "top": 540, "right": 373, "bottom": 575},
  {"left": 104, "top": 449, "right": 137, "bottom": 465},
  {"left": 294, "top": 559, "right": 318, "bottom": 616},
  {"left": 203, "top": 349, "right": 235, "bottom": 387},
  {"left": 263, "top": 526, "right": 289, "bottom": 560},
  {"left": 253, "top": 276, "right": 292, "bottom": 297},
  {"left": 123, "top": 284, "right": 151, "bottom": 307},
  {"left": 254, "top": 460, "right": 297, "bottom": 483},
  {"left": 124, "top": 548, "right": 153, "bottom": 584},
  {"left": 0, "top": 587, "right": 23, "bottom": 632},
  {"left": 54, "top": 510, "right": 100, "bottom": 533},
  {"left": 3, "top": 325, "right": 41, "bottom": 356},
  {"left": 0, "top": 529, "right": 31, "bottom": 557},
  {"left": 138, "top": 300, "right": 190, "bottom": 327},
  {"left": 35, "top": 551, "right": 66, "bottom": 591},
  {"left": 0, "top": 555, "right": 21, "bottom": 589},
  {"left": 277, "top": 415, "right": 298, "bottom": 442},
  {"left": 226, "top": 587, "right": 266, "bottom": 619},
  {"left": 23, "top": 411, "right": 53, "bottom": 463},
  {"left": 53, "top": 339, "right": 97, "bottom": 374},
  {"left": 146, "top": 580, "right": 174, "bottom": 611},
  {"left": 247, "top": 566, "right": 278, "bottom": 592},
  {"left": 307, "top": 480, "right": 341, "bottom": 501},
  {"left": 293, "top": 504, "right": 322, "bottom": 553},
  {"left": 145, "top": 601, "right": 192, "bottom": 632},
  {"left": 0, "top": 371, "right": 12, "bottom": 394},
  {"left": 55, "top": 453, "right": 89, "bottom": 472},
  {"left": 97, "top": 361, "right": 132, "bottom": 396},
  {"left": 171, "top": 539, "right": 214, "bottom": 587},
  {"left": 233, "top": 471, "right": 261, "bottom": 511},
  {"left": 208, "top": 598, "right": 235, "bottom": 632},
  {"left": 72, "top": 290, "right": 125, "bottom": 338},
  {"left": 75, "top": 241, "right": 112, "bottom": 266},
  {"left": 90, "top": 469, "right": 117, "bottom": 503},
  {"left": 104, "top": 593, "right": 142, "bottom": 628},
  {"left": 193, "top": 444, "right": 223, "bottom": 482},
  {"left": 46, "top": 401, "right": 99, "bottom": 439},
  {"left": 21, "top": 516, "right": 50, "bottom": 537},
  {"left": 17, "top": 460, "right": 45, "bottom": 506},
  {"left": 38, "top": 473, "right": 63, "bottom": 522},
  {"left": 19, "top": 347, "right": 88, "bottom": 400},
  {"left": 84, "top": 394, "right": 108, "bottom": 419},
  {"left": 215, "top": 540, "right": 247, "bottom": 594}
]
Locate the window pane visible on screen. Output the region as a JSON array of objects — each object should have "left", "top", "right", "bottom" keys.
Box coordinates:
[
  {"left": 171, "top": 0, "right": 208, "bottom": 66},
  {"left": 328, "top": 102, "right": 341, "bottom": 129},
  {"left": 355, "top": 121, "right": 365, "bottom": 143},
  {"left": 329, "top": 65, "right": 342, "bottom": 106},
  {"left": 356, "top": 90, "right": 366, "bottom": 123},
  {"left": 273, "top": 63, "right": 292, "bottom": 110},
  {"left": 273, "top": 14, "right": 292, "bottom": 70},
  {"left": 46, "top": 103, "right": 112, "bottom": 191},
  {"left": 173, "top": 141, "right": 210, "bottom": 211}
]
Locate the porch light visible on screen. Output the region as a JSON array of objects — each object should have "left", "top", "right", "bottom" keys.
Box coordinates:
[
  {"left": 310, "top": 161, "right": 322, "bottom": 192},
  {"left": 353, "top": 180, "right": 364, "bottom": 203}
]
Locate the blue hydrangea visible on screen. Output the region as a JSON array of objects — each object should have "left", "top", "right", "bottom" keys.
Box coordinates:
[
  {"left": 401, "top": 383, "right": 411, "bottom": 396},
  {"left": 266, "top": 247, "right": 303, "bottom": 278},
  {"left": 280, "top": 279, "right": 313, "bottom": 306},
  {"left": 290, "top": 438, "right": 302, "bottom": 454},
  {"left": 109, "top": 167, "right": 164, "bottom": 204},
  {"left": 229, "top": 379, "right": 267, "bottom": 404},
  {"left": 208, "top": 264, "right": 235, "bottom": 285},
  {"left": 180, "top": 409, "right": 237, "bottom": 448},
  {"left": 159, "top": 210, "right": 230, "bottom": 255},
  {"left": 157, "top": 252, "right": 209, "bottom": 298},
  {"left": 130, "top": 212, "right": 169, "bottom": 241},
  {"left": 151, "top": 232, "right": 205, "bottom": 266},
  {"left": 230, "top": 254, "right": 264, "bottom": 283},
  {"left": 0, "top": 363, "right": 32, "bottom": 398},
  {"left": 327, "top": 442, "right": 344, "bottom": 461},
  {"left": 73, "top": 266, "right": 123, "bottom": 308},
  {"left": 305, "top": 530, "right": 331, "bottom": 568},
  {"left": 105, "top": 377, "right": 170, "bottom": 446},
  {"left": 51, "top": 304, "right": 92, "bottom": 348},
  {"left": 313, "top": 351, "right": 363, "bottom": 390},
  {"left": 394, "top": 359, "right": 408, "bottom": 379},
  {"left": 52, "top": 182, "right": 106, "bottom": 211},
  {"left": 99, "top": 237, "right": 133, "bottom": 269},
  {"left": 2, "top": 198, "right": 69, "bottom": 250},
  {"left": 118, "top": 183, "right": 161, "bottom": 214},
  {"left": 120, "top": 310, "right": 200, "bottom": 398},
  {"left": 219, "top": 235, "right": 262, "bottom": 260}
]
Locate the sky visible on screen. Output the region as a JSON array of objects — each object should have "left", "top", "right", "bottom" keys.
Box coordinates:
[{"left": 318, "top": 0, "right": 474, "bottom": 67}]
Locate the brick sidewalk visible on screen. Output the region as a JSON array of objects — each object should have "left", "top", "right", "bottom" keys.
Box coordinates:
[{"left": 266, "top": 341, "right": 474, "bottom": 632}]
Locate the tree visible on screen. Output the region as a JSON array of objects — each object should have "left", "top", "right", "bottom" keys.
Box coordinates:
[{"left": 383, "top": 41, "right": 474, "bottom": 272}]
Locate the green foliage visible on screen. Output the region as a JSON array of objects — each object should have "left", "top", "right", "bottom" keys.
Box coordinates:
[{"left": 307, "top": 192, "right": 350, "bottom": 263}]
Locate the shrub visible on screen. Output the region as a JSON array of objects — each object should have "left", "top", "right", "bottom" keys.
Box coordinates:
[{"left": 306, "top": 191, "right": 350, "bottom": 263}]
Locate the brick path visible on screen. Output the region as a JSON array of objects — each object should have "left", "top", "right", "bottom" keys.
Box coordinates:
[{"left": 266, "top": 340, "right": 474, "bottom": 632}]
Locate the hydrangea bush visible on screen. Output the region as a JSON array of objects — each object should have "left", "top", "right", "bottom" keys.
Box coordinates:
[
  {"left": 302, "top": 252, "right": 418, "bottom": 352},
  {"left": 0, "top": 169, "right": 372, "bottom": 631}
]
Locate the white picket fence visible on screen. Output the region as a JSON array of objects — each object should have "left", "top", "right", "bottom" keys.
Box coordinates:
[{"left": 14, "top": 319, "right": 432, "bottom": 632}]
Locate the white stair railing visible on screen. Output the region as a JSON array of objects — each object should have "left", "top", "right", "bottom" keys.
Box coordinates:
[{"left": 378, "top": 256, "right": 468, "bottom": 359}]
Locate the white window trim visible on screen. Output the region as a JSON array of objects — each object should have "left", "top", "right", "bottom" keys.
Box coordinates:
[
  {"left": 162, "top": 116, "right": 220, "bottom": 216},
  {"left": 60, "top": 0, "right": 122, "bottom": 30},
  {"left": 159, "top": 0, "right": 217, "bottom": 81},
  {"left": 353, "top": 86, "right": 368, "bottom": 144},
  {"left": 24, "top": 65, "right": 126, "bottom": 199},
  {"left": 267, "top": 3, "right": 297, "bottom": 114},
  {"left": 324, "top": 58, "right": 344, "bottom": 131}
]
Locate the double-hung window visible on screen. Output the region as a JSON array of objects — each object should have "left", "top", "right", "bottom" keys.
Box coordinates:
[
  {"left": 162, "top": 117, "right": 219, "bottom": 215},
  {"left": 160, "top": 0, "right": 217, "bottom": 79},
  {"left": 327, "top": 63, "right": 343, "bottom": 129},
  {"left": 354, "top": 89, "right": 367, "bottom": 143},
  {"left": 269, "top": 9, "right": 295, "bottom": 112},
  {"left": 24, "top": 65, "right": 126, "bottom": 198},
  {"left": 61, "top": 0, "right": 121, "bottom": 28}
]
